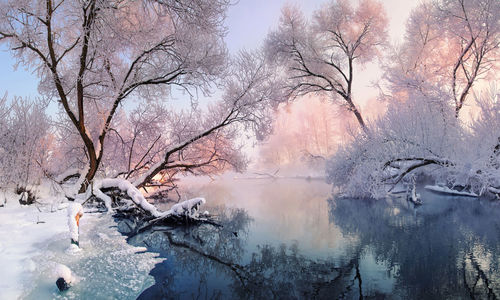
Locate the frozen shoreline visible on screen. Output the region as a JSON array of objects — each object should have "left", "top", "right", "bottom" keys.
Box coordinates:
[
  {"left": 424, "top": 185, "right": 478, "bottom": 197},
  {"left": 0, "top": 199, "right": 68, "bottom": 299},
  {"left": 0, "top": 198, "right": 162, "bottom": 299}
]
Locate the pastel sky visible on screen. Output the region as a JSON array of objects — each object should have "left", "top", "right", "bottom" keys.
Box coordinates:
[
  {"left": 0, "top": 0, "right": 419, "bottom": 106},
  {"left": 225, "top": 0, "right": 418, "bottom": 52},
  {"left": 225, "top": 0, "right": 419, "bottom": 115}
]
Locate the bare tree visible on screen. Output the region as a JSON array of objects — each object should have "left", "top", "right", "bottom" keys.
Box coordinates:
[
  {"left": 384, "top": 0, "right": 499, "bottom": 117},
  {"left": 0, "top": 96, "right": 51, "bottom": 189},
  {"left": 130, "top": 51, "right": 279, "bottom": 188},
  {"left": 265, "top": 0, "right": 388, "bottom": 132},
  {"left": 438, "top": 0, "right": 500, "bottom": 116},
  {"left": 0, "top": 0, "right": 229, "bottom": 193}
]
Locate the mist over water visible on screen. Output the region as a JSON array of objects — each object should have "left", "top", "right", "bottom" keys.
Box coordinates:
[{"left": 128, "top": 179, "right": 500, "bottom": 299}]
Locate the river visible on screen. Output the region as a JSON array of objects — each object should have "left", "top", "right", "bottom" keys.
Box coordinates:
[{"left": 126, "top": 178, "right": 500, "bottom": 299}]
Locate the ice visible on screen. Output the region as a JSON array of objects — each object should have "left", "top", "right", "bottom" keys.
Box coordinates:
[
  {"left": 0, "top": 198, "right": 68, "bottom": 299},
  {"left": 0, "top": 193, "right": 162, "bottom": 299},
  {"left": 424, "top": 185, "right": 478, "bottom": 197},
  {"left": 23, "top": 213, "right": 163, "bottom": 299}
]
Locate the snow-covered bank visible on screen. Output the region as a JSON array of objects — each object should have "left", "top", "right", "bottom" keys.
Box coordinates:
[
  {"left": 424, "top": 185, "right": 478, "bottom": 197},
  {"left": 0, "top": 199, "right": 68, "bottom": 299},
  {"left": 0, "top": 199, "right": 162, "bottom": 299},
  {"left": 24, "top": 213, "right": 162, "bottom": 299}
]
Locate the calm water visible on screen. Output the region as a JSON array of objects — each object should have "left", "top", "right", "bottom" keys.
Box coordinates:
[{"left": 124, "top": 179, "right": 500, "bottom": 299}]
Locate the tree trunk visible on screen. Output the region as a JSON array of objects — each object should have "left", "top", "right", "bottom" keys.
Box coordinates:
[
  {"left": 77, "top": 129, "right": 99, "bottom": 193},
  {"left": 352, "top": 107, "right": 367, "bottom": 133},
  {"left": 345, "top": 95, "right": 367, "bottom": 133},
  {"left": 78, "top": 157, "right": 98, "bottom": 193}
]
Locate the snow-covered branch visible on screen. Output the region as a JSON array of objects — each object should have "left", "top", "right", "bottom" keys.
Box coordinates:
[{"left": 92, "top": 178, "right": 206, "bottom": 220}]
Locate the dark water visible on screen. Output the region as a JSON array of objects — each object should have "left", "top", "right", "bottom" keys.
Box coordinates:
[{"left": 125, "top": 179, "right": 500, "bottom": 299}]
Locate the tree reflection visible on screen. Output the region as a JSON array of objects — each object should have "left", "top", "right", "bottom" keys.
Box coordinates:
[
  {"left": 328, "top": 192, "right": 500, "bottom": 299},
  {"left": 134, "top": 189, "right": 500, "bottom": 299},
  {"left": 135, "top": 204, "right": 370, "bottom": 299}
]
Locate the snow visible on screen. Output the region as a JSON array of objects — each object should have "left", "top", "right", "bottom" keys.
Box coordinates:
[
  {"left": 70, "top": 165, "right": 90, "bottom": 196},
  {"left": 424, "top": 185, "right": 478, "bottom": 197},
  {"left": 388, "top": 184, "right": 407, "bottom": 194},
  {"left": 409, "top": 184, "right": 422, "bottom": 205},
  {"left": 93, "top": 178, "right": 207, "bottom": 219},
  {"left": 489, "top": 187, "right": 500, "bottom": 195},
  {"left": 67, "top": 203, "right": 83, "bottom": 243},
  {"left": 92, "top": 183, "right": 113, "bottom": 213},
  {"left": 0, "top": 179, "right": 207, "bottom": 299},
  {"left": 54, "top": 264, "right": 75, "bottom": 284},
  {"left": 0, "top": 194, "right": 162, "bottom": 299},
  {"left": 169, "top": 197, "right": 206, "bottom": 217},
  {"left": 93, "top": 178, "right": 161, "bottom": 217},
  {"left": 0, "top": 198, "right": 68, "bottom": 299},
  {"left": 132, "top": 161, "right": 163, "bottom": 187},
  {"left": 55, "top": 168, "right": 81, "bottom": 183}
]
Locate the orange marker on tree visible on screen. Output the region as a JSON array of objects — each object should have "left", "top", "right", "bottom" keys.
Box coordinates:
[{"left": 67, "top": 203, "right": 84, "bottom": 248}]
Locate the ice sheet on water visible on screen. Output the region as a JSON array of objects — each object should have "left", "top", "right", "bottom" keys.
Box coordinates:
[
  {"left": 23, "top": 213, "right": 163, "bottom": 299},
  {"left": 424, "top": 185, "right": 478, "bottom": 197}
]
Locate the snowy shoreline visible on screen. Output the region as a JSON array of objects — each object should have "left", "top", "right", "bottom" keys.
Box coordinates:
[
  {"left": 424, "top": 185, "right": 478, "bottom": 197},
  {"left": 0, "top": 198, "right": 162, "bottom": 299},
  {"left": 0, "top": 199, "right": 68, "bottom": 299}
]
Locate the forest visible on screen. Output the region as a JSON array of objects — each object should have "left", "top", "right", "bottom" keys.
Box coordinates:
[
  {"left": 0, "top": 0, "right": 499, "bottom": 298},
  {"left": 0, "top": 0, "right": 498, "bottom": 206}
]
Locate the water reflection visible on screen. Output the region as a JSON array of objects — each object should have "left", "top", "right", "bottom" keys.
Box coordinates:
[
  {"left": 130, "top": 180, "right": 500, "bottom": 299},
  {"left": 132, "top": 204, "right": 366, "bottom": 298},
  {"left": 329, "top": 189, "right": 500, "bottom": 299}
]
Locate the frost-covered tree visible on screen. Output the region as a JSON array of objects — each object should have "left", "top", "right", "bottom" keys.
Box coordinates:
[
  {"left": 0, "top": 0, "right": 278, "bottom": 195},
  {"left": 384, "top": 0, "right": 499, "bottom": 117},
  {"left": 0, "top": 0, "right": 229, "bottom": 193},
  {"left": 0, "top": 97, "right": 51, "bottom": 189},
  {"left": 327, "top": 89, "right": 461, "bottom": 198},
  {"left": 327, "top": 84, "right": 500, "bottom": 198},
  {"left": 265, "top": 0, "right": 388, "bottom": 132},
  {"left": 130, "top": 51, "right": 279, "bottom": 189},
  {"left": 328, "top": 0, "right": 500, "bottom": 199}
]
